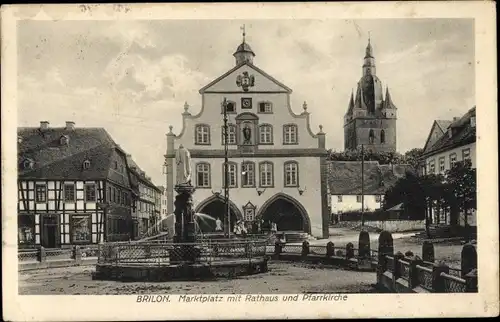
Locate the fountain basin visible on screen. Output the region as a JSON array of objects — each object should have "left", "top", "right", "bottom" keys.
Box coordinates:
[{"left": 92, "top": 239, "right": 269, "bottom": 282}]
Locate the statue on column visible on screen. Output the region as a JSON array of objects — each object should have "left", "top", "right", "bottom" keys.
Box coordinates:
[{"left": 175, "top": 144, "right": 192, "bottom": 186}]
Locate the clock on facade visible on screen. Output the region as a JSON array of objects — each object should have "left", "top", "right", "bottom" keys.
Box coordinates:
[{"left": 241, "top": 98, "right": 252, "bottom": 109}]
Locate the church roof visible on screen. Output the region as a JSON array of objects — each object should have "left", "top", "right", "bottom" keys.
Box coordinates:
[
  {"left": 18, "top": 126, "right": 120, "bottom": 181},
  {"left": 327, "top": 161, "right": 411, "bottom": 195}
]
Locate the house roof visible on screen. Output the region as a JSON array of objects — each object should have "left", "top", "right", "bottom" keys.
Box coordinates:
[
  {"left": 18, "top": 126, "right": 119, "bottom": 180},
  {"left": 327, "top": 161, "right": 411, "bottom": 195},
  {"left": 423, "top": 119, "right": 453, "bottom": 153},
  {"left": 387, "top": 203, "right": 404, "bottom": 211},
  {"left": 126, "top": 155, "right": 160, "bottom": 191},
  {"left": 436, "top": 120, "right": 453, "bottom": 132},
  {"left": 422, "top": 106, "right": 476, "bottom": 157}
]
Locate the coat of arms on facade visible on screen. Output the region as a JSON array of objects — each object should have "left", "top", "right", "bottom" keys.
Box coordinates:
[{"left": 236, "top": 71, "right": 255, "bottom": 92}]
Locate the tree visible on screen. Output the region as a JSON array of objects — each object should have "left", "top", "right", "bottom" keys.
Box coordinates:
[
  {"left": 445, "top": 159, "right": 477, "bottom": 239},
  {"left": 327, "top": 149, "right": 406, "bottom": 165},
  {"left": 403, "top": 148, "right": 424, "bottom": 172},
  {"left": 383, "top": 171, "right": 427, "bottom": 219}
]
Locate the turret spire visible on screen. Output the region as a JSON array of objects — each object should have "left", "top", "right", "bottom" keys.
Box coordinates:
[
  {"left": 241, "top": 24, "right": 246, "bottom": 43},
  {"left": 362, "top": 36, "right": 376, "bottom": 76}
]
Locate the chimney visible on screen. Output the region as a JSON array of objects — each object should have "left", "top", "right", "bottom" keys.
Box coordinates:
[
  {"left": 65, "top": 121, "right": 75, "bottom": 131},
  {"left": 470, "top": 116, "right": 476, "bottom": 128},
  {"left": 40, "top": 121, "right": 49, "bottom": 131}
]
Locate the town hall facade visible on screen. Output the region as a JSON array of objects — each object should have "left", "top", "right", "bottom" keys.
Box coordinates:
[{"left": 164, "top": 31, "right": 330, "bottom": 238}]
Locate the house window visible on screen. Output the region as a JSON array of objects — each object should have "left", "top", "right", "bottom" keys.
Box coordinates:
[
  {"left": 462, "top": 148, "right": 471, "bottom": 160},
  {"left": 283, "top": 124, "right": 298, "bottom": 144},
  {"left": 195, "top": 124, "right": 210, "bottom": 145},
  {"left": 241, "top": 162, "right": 255, "bottom": 187},
  {"left": 23, "top": 159, "right": 34, "bottom": 170},
  {"left": 196, "top": 163, "right": 211, "bottom": 188},
  {"left": 337, "top": 195, "right": 343, "bottom": 203},
  {"left": 429, "top": 160, "right": 436, "bottom": 174},
  {"left": 35, "top": 184, "right": 47, "bottom": 203},
  {"left": 449, "top": 153, "right": 457, "bottom": 168},
  {"left": 259, "top": 162, "right": 274, "bottom": 187},
  {"left": 259, "top": 124, "right": 273, "bottom": 144},
  {"left": 258, "top": 101, "right": 273, "bottom": 113},
  {"left": 108, "top": 186, "right": 112, "bottom": 202},
  {"left": 64, "top": 184, "right": 75, "bottom": 202},
  {"left": 222, "top": 163, "right": 237, "bottom": 188},
  {"left": 380, "top": 130, "right": 385, "bottom": 144},
  {"left": 84, "top": 183, "right": 96, "bottom": 202},
  {"left": 83, "top": 160, "right": 91, "bottom": 170},
  {"left": 245, "top": 208, "right": 255, "bottom": 221},
  {"left": 375, "top": 195, "right": 381, "bottom": 203},
  {"left": 284, "top": 161, "right": 299, "bottom": 187},
  {"left": 224, "top": 101, "right": 236, "bottom": 113},
  {"left": 439, "top": 157, "right": 445, "bottom": 172},
  {"left": 356, "top": 195, "right": 362, "bottom": 203},
  {"left": 369, "top": 129, "right": 375, "bottom": 144},
  {"left": 222, "top": 124, "right": 237, "bottom": 145},
  {"left": 114, "top": 161, "right": 118, "bottom": 169}
]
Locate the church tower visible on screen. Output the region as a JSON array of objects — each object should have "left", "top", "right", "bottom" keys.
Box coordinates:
[{"left": 343, "top": 37, "right": 397, "bottom": 153}]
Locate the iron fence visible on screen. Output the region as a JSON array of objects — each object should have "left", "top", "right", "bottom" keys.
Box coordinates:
[{"left": 416, "top": 264, "right": 433, "bottom": 291}]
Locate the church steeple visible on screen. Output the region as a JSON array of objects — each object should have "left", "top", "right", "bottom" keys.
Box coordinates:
[
  {"left": 362, "top": 35, "right": 376, "bottom": 76},
  {"left": 233, "top": 24, "right": 255, "bottom": 66}
]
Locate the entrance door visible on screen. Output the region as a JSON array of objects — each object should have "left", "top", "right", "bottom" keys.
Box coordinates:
[{"left": 41, "top": 215, "right": 59, "bottom": 248}]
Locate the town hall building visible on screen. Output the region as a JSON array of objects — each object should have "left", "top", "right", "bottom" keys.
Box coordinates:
[
  {"left": 344, "top": 38, "right": 398, "bottom": 153},
  {"left": 164, "top": 30, "right": 330, "bottom": 238}
]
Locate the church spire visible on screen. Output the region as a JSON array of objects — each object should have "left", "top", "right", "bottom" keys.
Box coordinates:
[
  {"left": 233, "top": 24, "right": 255, "bottom": 65},
  {"left": 362, "top": 35, "right": 376, "bottom": 76}
]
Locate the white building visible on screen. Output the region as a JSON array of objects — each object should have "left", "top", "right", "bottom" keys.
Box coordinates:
[
  {"left": 421, "top": 106, "right": 476, "bottom": 226},
  {"left": 164, "top": 31, "right": 329, "bottom": 238},
  {"left": 328, "top": 161, "right": 409, "bottom": 220}
]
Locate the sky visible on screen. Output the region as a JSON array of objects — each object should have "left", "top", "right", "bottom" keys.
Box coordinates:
[{"left": 17, "top": 18, "right": 475, "bottom": 186}]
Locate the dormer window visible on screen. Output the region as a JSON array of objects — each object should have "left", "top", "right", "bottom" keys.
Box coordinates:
[
  {"left": 60, "top": 135, "right": 69, "bottom": 145},
  {"left": 83, "top": 160, "right": 91, "bottom": 170},
  {"left": 470, "top": 116, "right": 476, "bottom": 127},
  {"left": 18, "top": 136, "right": 23, "bottom": 144},
  {"left": 448, "top": 128, "right": 453, "bottom": 139},
  {"left": 23, "top": 159, "right": 34, "bottom": 170}
]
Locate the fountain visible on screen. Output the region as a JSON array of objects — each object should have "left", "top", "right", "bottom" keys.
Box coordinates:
[{"left": 93, "top": 145, "right": 269, "bottom": 282}]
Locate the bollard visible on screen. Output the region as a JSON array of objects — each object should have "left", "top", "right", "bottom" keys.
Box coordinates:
[
  {"left": 461, "top": 243, "right": 477, "bottom": 278},
  {"left": 72, "top": 245, "right": 82, "bottom": 261},
  {"left": 393, "top": 251, "right": 405, "bottom": 280},
  {"left": 464, "top": 268, "right": 478, "bottom": 293},
  {"left": 422, "top": 241, "right": 435, "bottom": 264},
  {"left": 432, "top": 261, "right": 450, "bottom": 293},
  {"left": 377, "top": 231, "right": 394, "bottom": 283},
  {"left": 358, "top": 230, "right": 371, "bottom": 259},
  {"left": 326, "top": 241, "right": 335, "bottom": 258},
  {"left": 345, "top": 242, "right": 354, "bottom": 259}
]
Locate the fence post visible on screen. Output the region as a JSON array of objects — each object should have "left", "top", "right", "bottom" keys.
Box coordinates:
[
  {"left": 422, "top": 241, "right": 435, "bottom": 264},
  {"left": 464, "top": 268, "right": 478, "bottom": 293},
  {"left": 301, "top": 240, "right": 310, "bottom": 259},
  {"left": 392, "top": 251, "right": 404, "bottom": 288},
  {"left": 72, "top": 245, "right": 82, "bottom": 261},
  {"left": 37, "top": 246, "right": 46, "bottom": 263},
  {"left": 326, "top": 241, "right": 335, "bottom": 258},
  {"left": 409, "top": 255, "right": 423, "bottom": 289},
  {"left": 461, "top": 243, "right": 477, "bottom": 278},
  {"left": 432, "top": 261, "right": 450, "bottom": 293},
  {"left": 377, "top": 231, "right": 394, "bottom": 283},
  {"left": 274, "top": 241, "right": 282, "bottom": 257}
]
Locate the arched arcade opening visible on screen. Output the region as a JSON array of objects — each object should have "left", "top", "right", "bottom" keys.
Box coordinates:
[
  {"left": 256, "top": 193, "right": 311, "bottom": 234},
  {"left": 195, "top": 195, "right": 243, "bottom": 233}
]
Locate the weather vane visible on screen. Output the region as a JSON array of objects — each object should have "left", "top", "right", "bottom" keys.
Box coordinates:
[{"left": 241, "top": 24, "right": 246, "bottom": 42}]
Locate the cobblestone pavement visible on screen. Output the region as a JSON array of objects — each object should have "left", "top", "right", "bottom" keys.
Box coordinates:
[{"left": 19, "top": 261, "right": 377, "bottom": 295}]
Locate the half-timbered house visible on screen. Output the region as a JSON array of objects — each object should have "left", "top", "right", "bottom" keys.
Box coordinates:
[{"left": 18, "top": 121, "right": 134, "bottom": 248}]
